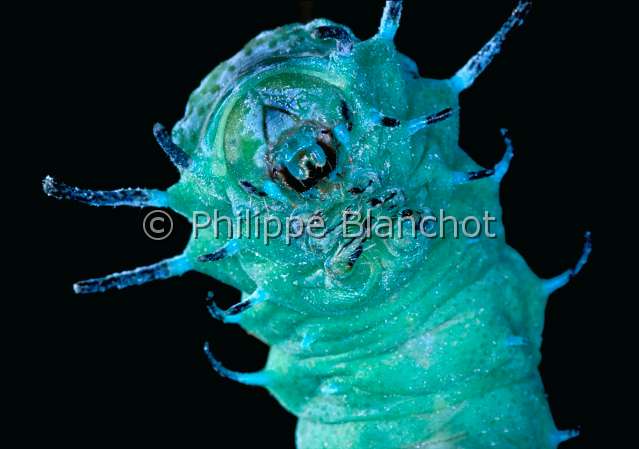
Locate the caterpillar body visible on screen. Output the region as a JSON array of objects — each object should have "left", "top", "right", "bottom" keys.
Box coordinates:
[{"left": 44, "top": 1, "right": 591, "bottom": 448}]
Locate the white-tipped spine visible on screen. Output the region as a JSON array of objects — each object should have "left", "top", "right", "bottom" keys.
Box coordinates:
[{"left": 451, "top": 1, "right": 532, "bottom": 92}]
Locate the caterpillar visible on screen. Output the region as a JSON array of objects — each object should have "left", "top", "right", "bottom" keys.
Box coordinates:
[{"left": 43, "top": 1, "right": 592, "bottom": 448}]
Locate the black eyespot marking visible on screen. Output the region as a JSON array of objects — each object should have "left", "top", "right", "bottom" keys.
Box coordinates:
[
  {"left": 341, "top": 100, "right": 354, "bottom": 131},
  {"left": 425, "top": 107, "right": 454, "bottom": 125},
  {"left": 401, "top": 209, "right": 414, "bottom": 217},
  {"left": 384, "top": 191, "right": 397, "bottom": 202},
  {"left": 198, "top": 247, "right": 230, "bottom": 263},
  {"left": 226, "top": 300, "right": 253, "bottom": 315},
  {"left": 367, "top": 190, "right": 399, "bottom": 207},
  {"left": 240, "top": 181, "right": 268, "bottom": 197},
  {"left": 349, "top": 179, "right": 373, "bottom": 195},
  {"left": 467, "top": 169, "right": 496, "bottom": 181},
  {"left": 347, "top": 245, "right": 364, "bottom": 268},
  {"left": 381, "top": 116, "right": 401, "bottom": 127}
]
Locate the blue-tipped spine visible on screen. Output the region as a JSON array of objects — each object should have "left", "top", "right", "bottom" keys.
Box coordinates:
[
  {"left": 544, "top": 232, "right": 592, "bottom": 294},
  {"left": 203, "top": 342, "right": 270, "bottom": 386},
  {"left": 451, "top": 1, "right": 532, "bottom": 92}
]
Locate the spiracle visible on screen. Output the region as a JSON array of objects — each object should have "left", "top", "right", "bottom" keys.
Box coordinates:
[{"left": 44, "top": 2, "right": 591, "bottom": 448}]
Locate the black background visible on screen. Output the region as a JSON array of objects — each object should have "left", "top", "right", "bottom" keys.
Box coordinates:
[{"left": 16, "top": 1, "right": 619, "bottom": 448}]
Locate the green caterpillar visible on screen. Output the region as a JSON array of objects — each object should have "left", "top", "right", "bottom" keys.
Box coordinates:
[{"left": 44, "top": 1, "right": 591, "bottom": 448}]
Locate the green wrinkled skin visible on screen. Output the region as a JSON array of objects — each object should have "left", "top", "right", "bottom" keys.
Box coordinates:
[{"left": 164, "top": 18, "right": 563, "bottom": 449}]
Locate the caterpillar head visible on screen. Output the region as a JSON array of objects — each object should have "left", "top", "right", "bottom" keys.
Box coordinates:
[
  {"left": 167, "top": 7, "right": 471, "bottom": 314},
  {"left": 45, "top": 1, "right": 531, "bottom": 315}
]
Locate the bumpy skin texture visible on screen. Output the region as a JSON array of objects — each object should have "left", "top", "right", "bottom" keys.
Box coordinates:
[
  {"left": 166, "top": 14, "right": 560, "bottom": 449},
  {"left": 45, "top": 3, "right": 584, "bottom": 449}
]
